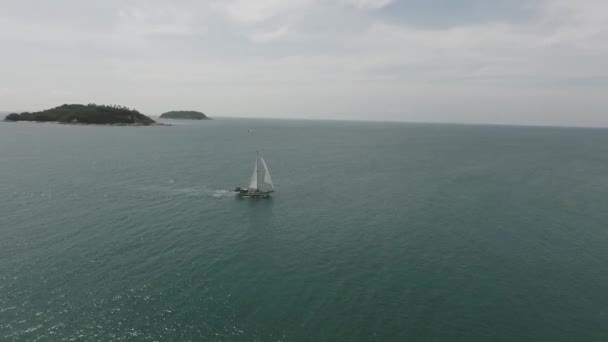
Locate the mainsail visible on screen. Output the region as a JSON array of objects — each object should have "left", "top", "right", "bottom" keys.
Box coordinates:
[{"left": 248, "top": 156, "right": 258, "bottom": 190}]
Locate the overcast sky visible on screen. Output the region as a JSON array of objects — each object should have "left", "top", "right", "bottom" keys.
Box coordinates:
[{"left": 1, "top": 0, "right": 607, "bottom": 126}]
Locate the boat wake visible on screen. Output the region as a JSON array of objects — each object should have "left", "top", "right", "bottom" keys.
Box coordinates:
[
  {"left": 140, "top": 184, "right": 236, "bottom": 199},
  {"left": 209, "top": 189, "right": 234, "bottom": 198}
]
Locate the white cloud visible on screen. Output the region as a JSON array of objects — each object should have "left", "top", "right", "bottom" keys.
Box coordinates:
[
  {"left": 340, "top": 0, "right": 394, "bottom": 10},
  {"left": 218, "top": 0, "right": 393, "bottom": 25},
  {"left": 250, "top": 26, "right": 290, "bottom": 42},
  {"left": 116, "top": 6, "right": 196, "bottom": 36},
  {"left": 218, "top": 0, "right": 312, "bottom": 24}
]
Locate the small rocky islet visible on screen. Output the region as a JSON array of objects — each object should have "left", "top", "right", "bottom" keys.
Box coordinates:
[
  {"left": 159, "top": 111, "right": 209, "bottom": 120},
  {"left": 4, "top": 104, "right": 159, "bottom": 126}
]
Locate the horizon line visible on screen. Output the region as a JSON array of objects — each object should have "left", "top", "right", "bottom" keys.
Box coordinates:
[{"left": 3, "top": 109, "right": 607, "bottom": 130}]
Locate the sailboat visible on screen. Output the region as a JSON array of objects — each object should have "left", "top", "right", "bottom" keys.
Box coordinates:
[{"left": 234, "top": 150, "right": 275, "bottom": 198}]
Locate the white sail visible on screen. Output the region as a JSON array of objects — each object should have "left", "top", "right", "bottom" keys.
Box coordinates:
[
  {"left": 248, "top": 156, "right": 258, "bottom": 190},
  {"left": 260, "top": 157, "right": 274, "bottom": 190}
]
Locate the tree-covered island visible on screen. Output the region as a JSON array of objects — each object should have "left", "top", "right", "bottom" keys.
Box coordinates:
[
  {"left": 159, "top": 111, "right": 209, "bottom": 120},
  {"left": 4, "top": 104, "right": 157, "bottom": 125}
]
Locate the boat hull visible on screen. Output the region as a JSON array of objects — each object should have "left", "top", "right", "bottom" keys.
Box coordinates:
[
  {"left": 239, "top": 194, "right": 271, "bottom": 198},
  {"left": 235, "top": 188, "right": 274, "bottom": 198}
]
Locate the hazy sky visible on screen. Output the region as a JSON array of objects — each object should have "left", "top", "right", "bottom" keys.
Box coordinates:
[{"left": 1, "top": 0, "right": 607, "bottom": 126}]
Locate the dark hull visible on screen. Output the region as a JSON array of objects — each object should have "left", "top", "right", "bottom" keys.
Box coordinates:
[
  {"left": 235, "top": 187, "right": 273, "bottom": 198},
  {"left": 238, "top": 192, "right": 272, "bottom": 198}
]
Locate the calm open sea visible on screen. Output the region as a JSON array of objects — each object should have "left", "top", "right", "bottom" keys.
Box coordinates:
[{"left": 1, "top": 118, "right": 607, "bottom": 341}]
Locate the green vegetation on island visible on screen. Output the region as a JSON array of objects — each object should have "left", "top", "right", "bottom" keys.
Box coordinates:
[
  {"left": 160, "top": 111, "right": 209, "bottom": 120},
  {"left": 4, "top": 104, "right": 157, "bottom": 125}
]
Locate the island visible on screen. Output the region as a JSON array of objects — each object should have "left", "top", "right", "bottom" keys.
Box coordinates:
[
  {"left": 160, "top": 111, "right": 209, "bottom": 120},
  {"left": 4, "top": 104, "right": 157, "bottom": 126}
]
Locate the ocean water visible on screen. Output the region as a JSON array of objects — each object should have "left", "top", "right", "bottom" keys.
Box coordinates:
[{"left": 1, "top": 118, "right": 607, "bottom": 341}]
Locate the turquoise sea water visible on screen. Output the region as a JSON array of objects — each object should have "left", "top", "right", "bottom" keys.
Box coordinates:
[{"left": 1, "top": 119, "right": 607, "bottom": 341}]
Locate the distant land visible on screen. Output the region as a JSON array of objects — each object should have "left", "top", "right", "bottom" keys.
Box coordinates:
[
  {"left": 4, "top": 104, "right": 158, "bottom": 126},
  {"left": 160, "top": 111, "right": 209, "bottom": 120}
]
